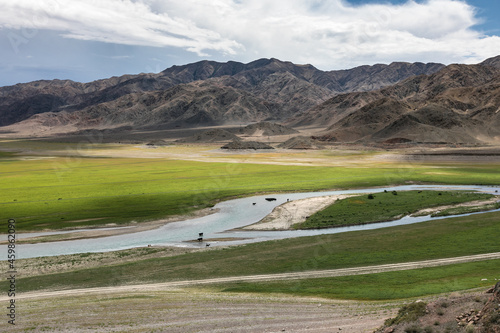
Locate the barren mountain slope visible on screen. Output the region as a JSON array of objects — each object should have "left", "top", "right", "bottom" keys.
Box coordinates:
[
  {"left": 481, "top": 55, "right": 500, "bottom": 69},
  {"left": 327, "top": 61, "right": 444, "bottom": 92},
  {"left": 371, "top": 104, "right": 482, "bottom": 143},
  {"left": 7, "top": 81, "right": 282, "bottom": 132},
  {"left": 290, "top": 58, "right": 500, "bottom": 143},
  {"left": 239, "top": 121, "right": 298, "bottom": 136},
  {"left": 0, "top": 58, "right": 445, "bottom": 132},
  {"left": 320, "top": 98, "right": 412, "bottom": 142},
  {"left": 286, "top": 90, "right": 384, "bottom": 128}
]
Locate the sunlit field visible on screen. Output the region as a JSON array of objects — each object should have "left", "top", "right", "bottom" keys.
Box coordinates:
[
  {"left": 2, "top": 141, "right": 500, "bottom": 231},
  {"left": 1, "top": 139, "right": 500, "bottom": 315}
]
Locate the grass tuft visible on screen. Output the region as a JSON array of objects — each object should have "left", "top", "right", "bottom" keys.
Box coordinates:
[{"left": 386, "top": 301, "right": 427, "bottom": 326}]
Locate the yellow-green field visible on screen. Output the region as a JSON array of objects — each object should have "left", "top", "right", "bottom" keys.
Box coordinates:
[
  {"left": 1, "top": 140, "right": 499, "bottom": 310},
  {"left": 2, "top": 140, "right": 500, "bottom": 232}
]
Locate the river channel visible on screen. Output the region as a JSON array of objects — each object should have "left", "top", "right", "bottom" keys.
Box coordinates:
[{"left": 4, "top": 185, "right": 500, "bottom": 259}]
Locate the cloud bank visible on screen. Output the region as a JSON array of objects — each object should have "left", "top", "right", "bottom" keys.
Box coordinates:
[
  {"left": 1, "top": 0, "right": 499, "bottom": 68},
  {"left": 0, "top": 0, "right": 242, "bottom": 56}
]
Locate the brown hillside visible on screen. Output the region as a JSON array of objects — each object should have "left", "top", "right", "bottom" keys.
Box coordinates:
[
  {"left": 292, "top": 57, "right": 500, "bottom": 144},
  {"left": 0, "top": 58, "right": 445, "bottom": 133},
  {"left": 321, "top": 98, "right": 411, "bottom": 142},
  {"left": 177, "top": 129, "right": 241, "bottom": 143},
  {"left": 277, "top": 136, "right": 324, "bottom": 150},
  {"left": 371, "top": 104, "right": 480, "bottom": 143},
  {"left": 239, "top": 122, "right": 298, "bottom": 136},
  {"left": 221, "top": 140, "right": 274, "bottom": 150}
]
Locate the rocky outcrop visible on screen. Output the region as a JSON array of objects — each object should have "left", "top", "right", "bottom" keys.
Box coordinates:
[
  {"left": 376, "top": 284, "right": 500, "bottom": 333},
  {"left": 476, "top": 281, "right": 500, "bottom": 332}
]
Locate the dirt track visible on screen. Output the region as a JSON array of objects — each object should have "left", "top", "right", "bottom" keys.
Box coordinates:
[{"left": 4, "top": 252, "right": 500, "bottom": 302}]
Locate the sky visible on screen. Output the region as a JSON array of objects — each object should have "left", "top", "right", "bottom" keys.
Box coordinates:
[{"left": 0, "top": 0, "right": 499, "bottom": 87}]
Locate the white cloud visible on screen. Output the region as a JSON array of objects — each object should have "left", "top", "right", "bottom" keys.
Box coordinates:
[
  {"left": 0, "top": 0, "right": 499, "bottom": 69},
  {"left": 142, "top": 0, "right": 500, "bottom": 67},
  {"left": 0, "top": 0, "right": 243, "bottom": 56}
]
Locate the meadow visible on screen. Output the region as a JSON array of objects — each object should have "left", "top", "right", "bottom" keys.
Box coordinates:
[
  {"left": 219, "top": 259, "right": 500, "bottom": 300},
  {"left": 1, "top": 141, "right": 500, "bottom": 302},
  {"left": 2, "top": 141, "right": 500, "bottom": 232}
]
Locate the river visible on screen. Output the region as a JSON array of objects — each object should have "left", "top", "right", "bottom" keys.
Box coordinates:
[{"left": 3, "top": 185, "right": 499, "bottom": 259}]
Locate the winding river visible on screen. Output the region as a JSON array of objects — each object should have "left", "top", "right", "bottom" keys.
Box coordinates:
[{"left": 4, "top": 185, "right": 500, "bottom": 259}]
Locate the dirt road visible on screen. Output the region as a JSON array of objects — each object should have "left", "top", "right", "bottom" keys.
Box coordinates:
[{"left": 4, "top": 252, "right": 500, "bottom": 302}]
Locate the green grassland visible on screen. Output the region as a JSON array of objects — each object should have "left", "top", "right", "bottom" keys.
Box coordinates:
[
  {"left": 5, "top": 210, "right": 499, "bottom": 294},
  {"left": 0, "top": 151, "right": 17, "bottom": 158},
  {"left": 219, "top": 259, "right": 500, "bottom": 300},
  {"left": 2, "top": 145, "right": 500, "bottom": 231},
  {"left": 297, "top": 190, "right": 494, "bottom": 229},
  {"left": 2, "top": 142, "right": 500, "bottom": 301}
]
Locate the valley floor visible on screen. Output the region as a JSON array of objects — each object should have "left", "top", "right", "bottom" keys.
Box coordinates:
[{"left": 2, "top": 137, "right": 500, "bottom": 332}]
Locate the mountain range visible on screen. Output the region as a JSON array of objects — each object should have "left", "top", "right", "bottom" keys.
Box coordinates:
[
  {"left": 289, "top": 58, "right": 500, "bottom": 143},
  {"left": 1, "top": 55, "right": 499, "bottom": 144}
]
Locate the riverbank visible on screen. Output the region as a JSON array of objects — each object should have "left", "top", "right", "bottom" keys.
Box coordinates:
[
  {"left": 243, "top": 194, "right": 354, "bottom": 230},
  {"left": 0, "top": 207, "right": 219, "bottom": 245},
  {"left": 244, "top": 192, "right": 499, "bottom": 231},
  {"left": 3, "top": 185, "right": 499, "bottom": 259}
]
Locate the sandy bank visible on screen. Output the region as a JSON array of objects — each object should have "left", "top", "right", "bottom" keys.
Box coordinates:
[
  {"left": 244, "top": 194, "right": 353, "bottom": 230},
  {"left": 244, "top": 193, "right": 499, "bottom": 231}
]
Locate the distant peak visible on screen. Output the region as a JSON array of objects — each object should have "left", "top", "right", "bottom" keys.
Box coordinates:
[
  {"left": 480, "top": 55, "right": 500, "bottom": 69},
  {"left": 246, "top": 58, "right": 276, "bottom": 68}
]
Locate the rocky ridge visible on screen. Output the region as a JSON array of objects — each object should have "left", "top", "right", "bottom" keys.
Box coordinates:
[
  {"left": 288, "top": 58, "right": 500, "bottom": 144},
  {"left": 2, "top": 56, "right": 500, "bottom": 144},
  {"left": 0, "top": 58, "right": 445, "bottom": 132}
]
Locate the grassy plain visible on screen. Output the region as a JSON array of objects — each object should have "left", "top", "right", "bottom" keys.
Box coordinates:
[
  {"left": 3, "top": 210, "right": 499, "bottom": 295},
  {"left": 220, "top": 259, "right": 500, "bottom": 300},
  {"left": 2, "top": 141, "right": 500, "bottom": 232},
  {"left": 1, "top": 155, "right": 406, "bottom": 231},
  {"left": 297, "top": 190, "right": 494, "bottom": 229},
  {"left": 1, "top": 140, "right": 500, "bottom": 303}
]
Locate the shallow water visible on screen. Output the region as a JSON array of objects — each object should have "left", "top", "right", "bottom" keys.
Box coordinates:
[{"left": 5, "top": 184, "right": 500, "bottom": 259}]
